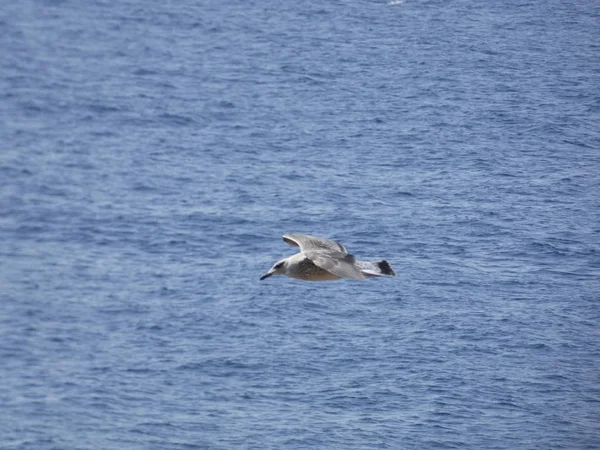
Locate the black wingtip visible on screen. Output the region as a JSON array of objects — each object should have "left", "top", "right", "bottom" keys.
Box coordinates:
[{"left": 378, "top": 260, "right": 396, "bottom": 276}]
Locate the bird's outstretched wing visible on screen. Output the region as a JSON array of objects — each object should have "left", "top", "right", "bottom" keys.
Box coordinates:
[
  {"left": 282, "top": 234, "right": 348, "bottom": 254},
  {"left": 304, "top": 251, "right": 365, "bottom": 280}
]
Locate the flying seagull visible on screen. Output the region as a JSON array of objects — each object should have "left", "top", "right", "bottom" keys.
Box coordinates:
[{"left": 260, "top": 234, "right": 396, "bottom": 281}]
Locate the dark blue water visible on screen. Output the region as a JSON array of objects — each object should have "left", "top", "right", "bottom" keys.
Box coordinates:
[{"left": 1, "top": 1, "right": 599, "bottom": 448}]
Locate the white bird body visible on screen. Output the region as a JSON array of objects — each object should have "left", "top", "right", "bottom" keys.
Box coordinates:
[{"left": 260, "top": 234, "right": 396, "bottom": 282}]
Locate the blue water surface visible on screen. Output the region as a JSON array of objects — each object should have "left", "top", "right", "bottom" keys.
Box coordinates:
[{"left": 1, "top": 0, "right": 599, "bottom": 449}]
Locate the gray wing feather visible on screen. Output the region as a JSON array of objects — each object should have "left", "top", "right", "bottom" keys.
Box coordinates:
[
  {"left": 305, "top": 251, "right": 365, "bottom": 280},
  {"left": 283, "top": 234, "right": 347, "bottom": 254}
]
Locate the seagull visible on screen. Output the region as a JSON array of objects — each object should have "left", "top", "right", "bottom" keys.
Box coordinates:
[{"left": 260, "top": 234, "right": 396, "bottom": 281}]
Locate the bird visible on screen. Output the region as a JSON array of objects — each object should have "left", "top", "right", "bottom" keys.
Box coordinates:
[{"left": 260, "top": 233, "right": 396, "bottom": 281}]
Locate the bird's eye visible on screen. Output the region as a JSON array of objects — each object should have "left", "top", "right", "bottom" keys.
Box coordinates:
[{"left": 275, "top": 262, "right": 284, "bottom": 269}]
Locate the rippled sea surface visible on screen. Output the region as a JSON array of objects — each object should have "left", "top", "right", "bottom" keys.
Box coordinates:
[{"left": 1, "top": 1, "right": 599, "bottom": 449}]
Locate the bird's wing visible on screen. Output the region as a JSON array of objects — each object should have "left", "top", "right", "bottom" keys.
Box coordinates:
[
  {"left": 304, "top": 251, "right": 365, "bottom": 280},
  {"left": 282, "top": 234, "right": 348, "bottom": 254}
]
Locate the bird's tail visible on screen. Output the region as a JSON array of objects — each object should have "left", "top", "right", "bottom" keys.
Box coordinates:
[{"left": 357, "top": 260, "right": 396, "bottom": 277}]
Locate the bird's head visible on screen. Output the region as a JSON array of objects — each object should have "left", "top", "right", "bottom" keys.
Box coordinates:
[{"left": 260, "top": 258, "right": 288, "bottom": 280}]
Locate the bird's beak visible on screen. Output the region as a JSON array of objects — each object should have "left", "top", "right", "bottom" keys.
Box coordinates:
[{"left": 260, "top": 269, "right": 274, "bottom": 281}]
